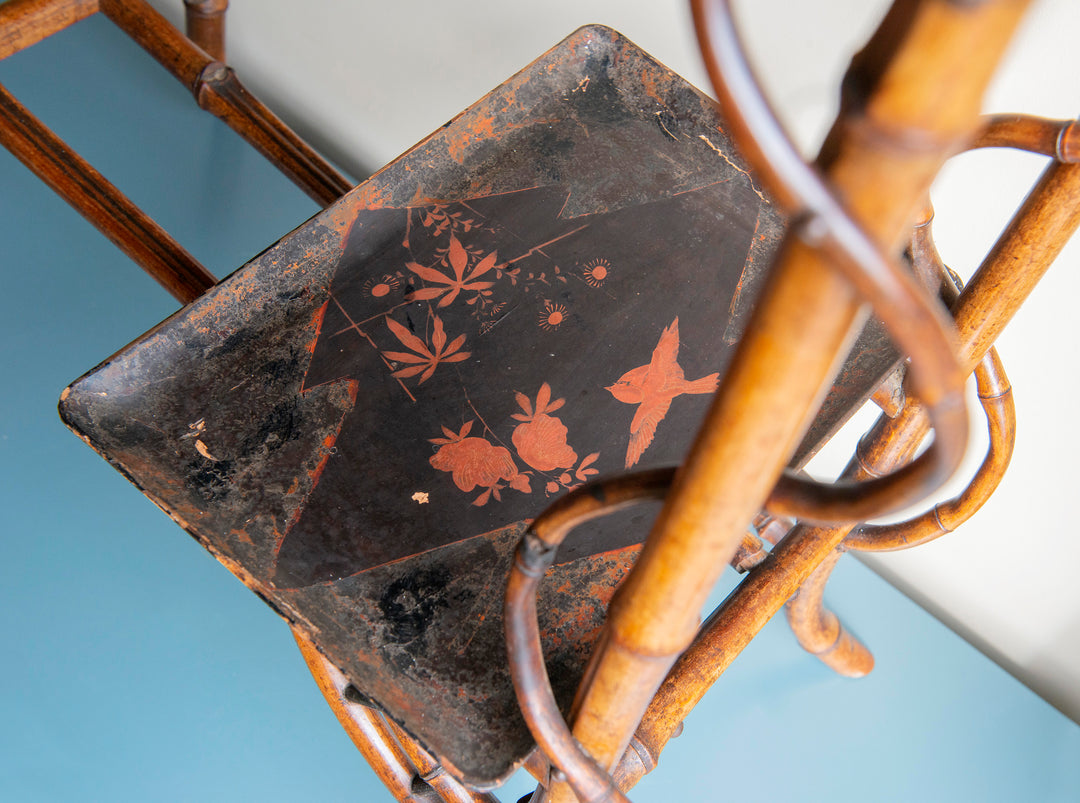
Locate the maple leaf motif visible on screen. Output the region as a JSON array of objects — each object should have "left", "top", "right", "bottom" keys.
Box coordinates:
[
  {"left": 406, "top": 235, "right": 497, "bottom": 307},
  {"left": 383, "top": 314, "right": 470, "bottom": 384}
]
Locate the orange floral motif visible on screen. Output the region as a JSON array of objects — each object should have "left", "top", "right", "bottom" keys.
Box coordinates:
[
  {"left": 406, "top": 235, "right": 497, "bottom": 308},
  {"left": 429, "top": 420, "right": 530, "bottom": 506},
  {"left": 363, "top": 273, "right": 401, "bottom": 298},
  {"left": 582, "top": 258, "right": 610, "bottom": 287},
  {"left": 538, "top": 300, "right": 567, "bottom": 331},
  {"left": 429, "top": 383, "right": 599, "bottom": 505},
  {"left": 383, "top": 314, "right": 470, "bottom": 384},
  {"left": 511, "top": 383, "right": 577, "bottom": 471}
]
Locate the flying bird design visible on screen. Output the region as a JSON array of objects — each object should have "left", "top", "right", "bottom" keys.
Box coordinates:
[{"left": 606, "top": 317, "right": 719, "bottom": 468}]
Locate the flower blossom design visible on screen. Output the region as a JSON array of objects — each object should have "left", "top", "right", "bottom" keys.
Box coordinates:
[
  {"left": 582, "top": 258, "right": 610, "bottom": 287},
  {"left": 429, "top": 421, "right": 531, "bottom": 506},
  {"left": 538, "top": 300, "right": 567, "bottom": 331},
  {"left": 511, "top": 383, "right": 577, "bottom": 471}
]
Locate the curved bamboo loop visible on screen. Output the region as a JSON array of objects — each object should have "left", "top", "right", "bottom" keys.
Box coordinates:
[
  {"left": 784, "top": 547, "right": 875, "bottom": 677},
  {"left": 505, "top": 468, "right": 769, "bottom": 802},
  {"left": 787, "top": 215, "right": 1013, "bottom": 669},
  {"left": 846, "top": 348, "right": 1013, "bottom": 551},
  {"left": 845, "top": 209, "right": 1015, "bottom": 550},
  {"left": 693, "top": 0, "right": 968, "bottom": 525}
]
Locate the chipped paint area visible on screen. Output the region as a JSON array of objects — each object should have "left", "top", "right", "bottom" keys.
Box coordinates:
[{"left": 699, "top": 133, "right": 766, "bottom": 201}]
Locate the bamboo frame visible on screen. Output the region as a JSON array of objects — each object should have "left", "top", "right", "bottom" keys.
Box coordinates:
[
  {"left": 522, "top": 2, "right": 1028, "bottom": 800},
  {"left": 774, "top": 110, "right": 1080, "bottom": 681},
  {"left": 183, "top": 0, "right": 227, "bottom": 61},
  {"left": 295, "top": 630, "right": 501, "bottom": 803},
  {"left": 607, "top": 132, "right": 1080, "bottom": 799},
  {"left": 0, "top": 79, "right": 217, "bottom": 302},
  {"left": 0, "top": 0, "right": 351, "bottom": 304}
]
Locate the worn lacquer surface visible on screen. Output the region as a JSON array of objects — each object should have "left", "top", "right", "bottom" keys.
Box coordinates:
[{"left": 59, "top": 26, "right": 893, "bottom": 785}]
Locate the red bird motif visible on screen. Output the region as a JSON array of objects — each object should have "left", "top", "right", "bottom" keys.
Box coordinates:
[{"left": 606, "top": 317, "right": 719, "bottom": 468}]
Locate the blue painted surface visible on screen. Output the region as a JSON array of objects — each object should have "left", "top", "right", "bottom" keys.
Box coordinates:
[{"left": 1, "top": 13, "right": 1077, "bottom": 802}]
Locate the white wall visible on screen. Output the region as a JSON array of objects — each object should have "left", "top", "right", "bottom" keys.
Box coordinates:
[{"left": 146, "top": 0, "right": 1080, "bottom": 723}]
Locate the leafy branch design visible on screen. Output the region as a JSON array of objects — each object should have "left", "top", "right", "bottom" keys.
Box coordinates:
[
  {"left": 383, "top": 314, "right": 470, "bottom": 384},
  {"left": 406, "top": 236, "right": 497, "bottom": 308}
]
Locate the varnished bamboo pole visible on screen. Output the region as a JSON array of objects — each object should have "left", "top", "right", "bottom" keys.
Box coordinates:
[
  {"left": 538, "top": 3, "right": 1025, "bottom": 800},
  {"left": 973, "top": 114, "right": 1080, "bottom": 162},
  {"left": 183, "top": 0, "right": 227, "bottom": 62},
  {"left": 0, "top": 0, "right": 98, "bottom": 61},
  {"left": 97, "top": 0, "right": 352, "bottom": 206},
  {"left": 0, "top": 80, "right": 216, "bottom": 302},
  {"left": 382, "top": 719, "right": 502, "bottom": 803},
  {"left": 784, "top": 545, "right": 875, "bottom": 677},
  {"left": 615, "top": 145, "right": 1080, "bottom": 796},
  {"left": 847, "top": 347, "right": 1014, "bottom": 551},
  {"left": 293, "top": 630, "right": 439, "bottom": 803}
]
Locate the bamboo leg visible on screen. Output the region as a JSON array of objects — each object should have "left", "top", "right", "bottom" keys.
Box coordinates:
[
  {"left": 0, "top": 81, "right": 216, "bottom": 302},
  {"left": 98, "top": 0, "right": 352, "bottom": 206},
  {"left": 182, "top": 0, "right": 227, "bottom": 62},
  {"left": 294, "top": 630, "right": 444, "bottom": 803},
  {"left": 784, "top": 546, "right": 875, "bottom": 677},
  {"left": 0, "top": 0, "right": 99, "bottom": 61},
  {"left": 382, "top": 719, "right": 501, "bottom": 803}
]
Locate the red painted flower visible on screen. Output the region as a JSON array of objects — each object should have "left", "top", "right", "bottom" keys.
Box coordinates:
[
  {"left": 511, "top": 383, "right": 577, "bottom": 472},
  {"left": 430, "top": 421, "right": 521, "bottom": 504}
]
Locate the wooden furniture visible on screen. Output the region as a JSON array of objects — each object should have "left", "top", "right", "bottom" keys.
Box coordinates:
[
  {"left": 7, "top": 0, "right": 1077, "bottom": 800},
  {"left": 0, "top": 0, "right": 349, "bottom": 303}
]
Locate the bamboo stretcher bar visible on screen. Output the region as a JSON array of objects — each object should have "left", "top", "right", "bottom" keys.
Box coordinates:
[
  {"left": 529, "top": 2, "right": 1027, "bottom": 800},
  {"left": 183, "top": 0, "right": 227, "bottom": 62},
  {"left": 295, "top": 631, "right": 446, "bottom": 803},
  {"left": 0, "top": 0, "right": 349, "bottom": 295},
  {"left": 382, "top": 719, "right": 501, "bottom": 803},
  {"left": 296, "top": 629, "right": 502, "bottom": 803},
  {"left": 0, "top": 0, "right": 98, "bottom": 61},
  {"left": 974, "top": 114, "right": 1080, "bottom": 162},
  {"left": 0, "top": 80, "right": 216, "bottom": 303},
  {"left": 97, "top": 0, "right": 352, "bottom": 207}
]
